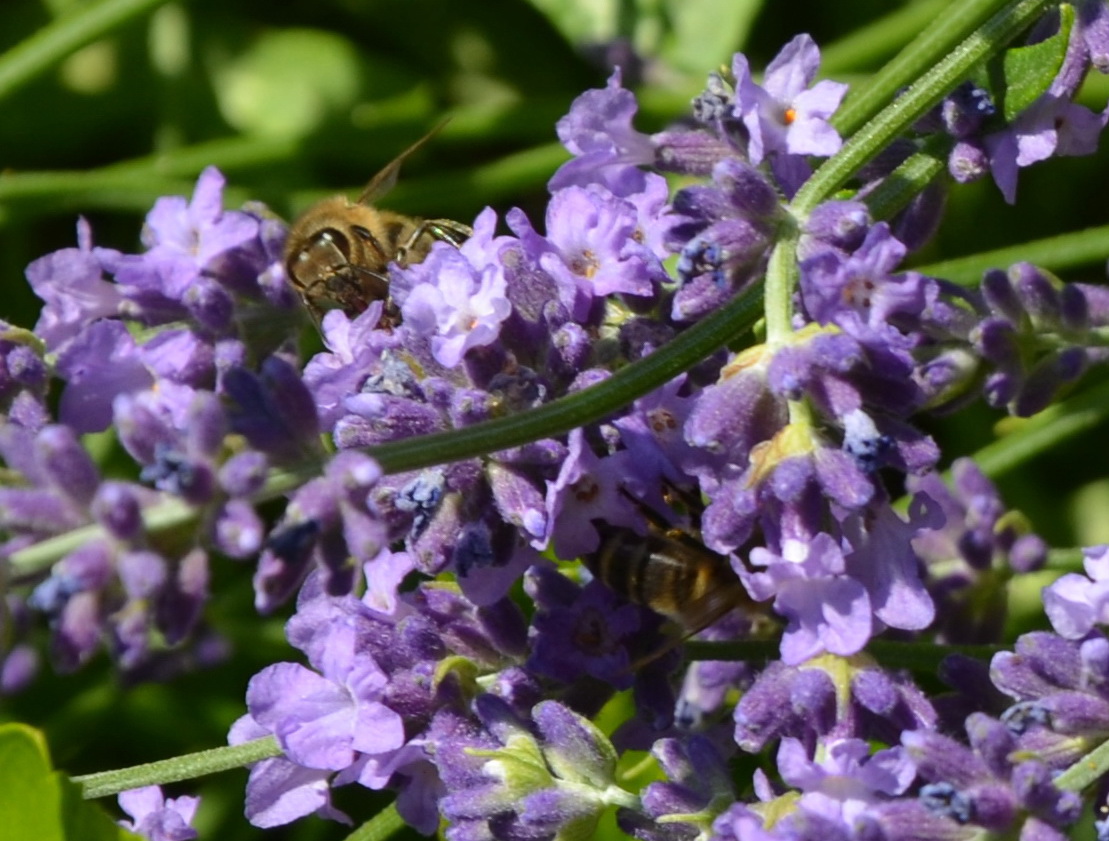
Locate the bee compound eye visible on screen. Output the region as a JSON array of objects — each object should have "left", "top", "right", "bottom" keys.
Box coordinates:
[{"left": 314, "top": 228, "right": 351, "bottom": 258}]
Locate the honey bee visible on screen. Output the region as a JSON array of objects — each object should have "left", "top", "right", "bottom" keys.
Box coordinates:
[
  {"left": 283, "top": 121, "right": 473, "bottom": 323},
  {"left": 584, "top": 504, "right": 753, "bottom": 637}
]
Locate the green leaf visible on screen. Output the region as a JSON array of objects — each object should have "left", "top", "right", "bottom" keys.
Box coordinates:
[
  {"left": 0, "top": 723, "right": 133, "bottom": 841},
  {"left": 657, "top": 0, "right": 762, "bottom": 76},
  {"left": 996, "top": 3, "right": 1075, "bottom": 121},
  {"left": 519, "top": 0, "right": 620, "bottom": 46}
]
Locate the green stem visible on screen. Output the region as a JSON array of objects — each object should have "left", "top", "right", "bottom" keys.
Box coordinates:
[
  {"left": 821, "top": 0, "right": 962, "bottom": 77},
  {"left": 73, "top": 736, "right": 282, "bottom": 799},
  {"left": 0, "top": 0, "right": 173, "bottom": 103},
  {"left": 974, "top": 377, "right": 1109, "bottom": 479},
  {"left": 793, "top": 0, "right": 1059, "bottom": 216},
  {"left": 8, "top": 281, "right": 764, "bottom": 580},
  {"left": 830, "top": 0, "right": 1009, "bottom": 137},
  {"left": 913, "top": 223, "right": 1109, "bottom": 285},
  {"left": 763, "top": 222, "right": 799, "bottom": 344},
  {"left": 363, "top": 279, "right": 764, "bottom": 473},
  {"left": 862, "top": 147, "right": 946, "bottom": 222},
  {"left": 1054, "top": 735, "right": 1109, "bottom": 792},
  {"left": 343, "top": 804, "right": 408, "bottom": 841}
]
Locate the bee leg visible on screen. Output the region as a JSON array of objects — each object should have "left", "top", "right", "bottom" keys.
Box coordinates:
[{"left": 396, "top": 219, "right": 474, "bottom": 265}]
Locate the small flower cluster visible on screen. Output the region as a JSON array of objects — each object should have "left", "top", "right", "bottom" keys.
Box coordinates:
[
  {"left": 6, "top": 5, "right": 1109, "bottom": 841},
  {"left": 3, "top": 174, "right": 321, "bottom": 682}
]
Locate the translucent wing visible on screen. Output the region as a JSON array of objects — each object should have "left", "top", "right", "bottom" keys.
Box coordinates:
[{"left": 356, "top": 118, "right": 451, "bottom": 205}]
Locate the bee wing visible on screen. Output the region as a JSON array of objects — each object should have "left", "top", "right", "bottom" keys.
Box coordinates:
[{"left": 356, "top": 118, "right": 451, "bottom": 205}]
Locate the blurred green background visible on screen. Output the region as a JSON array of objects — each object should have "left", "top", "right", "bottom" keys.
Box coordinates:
[{"left": 3, "top": 1, "right": 1109, "bottom": 838}]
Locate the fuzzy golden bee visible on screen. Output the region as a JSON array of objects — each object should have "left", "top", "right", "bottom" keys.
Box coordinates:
[
  {"left": 283, "top": 122, "right": 473, "bottom": 323},
  {"left": 585, "top": 509, "right": 753, "bottom": 637}
]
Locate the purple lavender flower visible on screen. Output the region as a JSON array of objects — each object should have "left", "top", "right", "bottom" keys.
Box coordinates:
[
  {"left": 549, "top": 68, "right": 657, "bottom": 193},
  {"left": 26, "top": 218, "right": 122, "bottom": 351},
  {"left": 1043, "top": 545, "right": 1109, "bottom": 638},
  {"left": 734, "top": 34, "right": 847, "bottom": 193},
  {"left": 399, "top": 244, "right": 512, "bottom": 368},
  {"left": 228, "top": 713, "right": 351, "bottom": 828},
  {"left": 117, "top": 785, "right": 200, "bottom": 841}
]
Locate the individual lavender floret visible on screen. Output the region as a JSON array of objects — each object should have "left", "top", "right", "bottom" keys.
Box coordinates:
[
  {"left": 433, "top": 694, "right": 639, "bottom": 841},
  {"left": 510, "top": 184, "right": 668, "bottom": 322},
  {"left": 25, "top": 217, "right": 123, "bottom": 351},
  {"left": 228, "top": 712, "right": 351, "bottom": 828},
  {"left": 548, "top": 68, "right": 658, "bottom": 193},
  {"left": 399, "top": 244, "right": 513, "bottom": 368},
  {"left": 728, "top": 34, "right": 847, "bottom": 199},
  {"left": 117, "top": 785, "right": 200, "bottom": 841},
  {"left": 751, "top": 736, "right": 916, "bottom": 841},
  {"left": 908, "top": 458, "right": 1047, "bottom": 643},
  {"left": 1043, "top": 545, "right": 1109, "bottom": 638},
  {"left": 551, "top": 67, "right": 733, "bottom": 192},
  {"left": 734, "top": 34, "right": 847, "bottom": 179},
  {"left": 904, "top": 711, "right": 1083, "bottom": 839}
]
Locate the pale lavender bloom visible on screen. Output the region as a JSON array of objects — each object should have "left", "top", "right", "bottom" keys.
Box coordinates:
[
  {"left": 1043, "top": 545, "right": 1109, "bottom": 638},
  {"left": 246, "top": 657, "right": 405, "bottom": 773},
  {"left": 301, "top": 304, "right": 397, "bottom": 434},
  {"left": 744, "top": 531, "right": 873, "bottom": 664},
  {"left": 228, "top": 713, "right": 350, "bottom": 828},
  {"left": 117, "top": 785, "right": 200, "bottom": 841},
  {"left": 734, "top": 34, "right": 847, "bottom": 166},
  {"left": 539, "top": 185, "right": 665, "bottom": 317},
  {"left": 27, "top": 217, "right": 122, "bottom": 351},
  {"left": 400, "top": 245, "right": 512, "bottom": 368},
  {"left": 541, "top": 429, "right": 642, "bottom": 559},
  {"left": 775, "top": 737, "right": 915, "bottom": 831},
  {"left": 549, "top": 68, "right": 656, "bottom": 193},
  {"left": 799, "top": 224, "right": 933, "bottom": 342},
  {"left": 54, "top": 320, "right": 153, "bottom": 433},
  {"left": 986, "top": 95, "right": 1107, "bottom": 203}
]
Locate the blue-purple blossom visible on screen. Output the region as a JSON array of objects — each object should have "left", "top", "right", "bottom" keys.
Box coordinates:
[
  {"left": 117, "top": 785, "right": 200, "bottom": 841},
  {"left": 735, "top": 34, "right": 847, "bottom": 163},
  {"left": 1044, "top": 545, "right": 1109, "bottom": 637}
]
